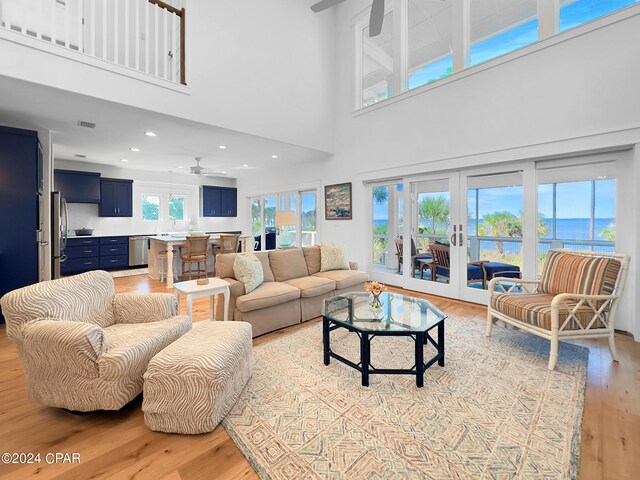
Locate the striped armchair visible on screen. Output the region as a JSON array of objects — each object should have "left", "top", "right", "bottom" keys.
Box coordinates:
[
  {"left": 486, "top": 249, "right": 629, "bottom": 370},
  {"left": 0, "top": 271, "right": 192, "bottom": 411}
]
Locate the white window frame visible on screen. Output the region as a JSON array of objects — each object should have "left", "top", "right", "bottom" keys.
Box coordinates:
[
  {"left": 354, "top": 0, "right": 640, "bottom": 111},
  {"left": 249, "top": 189, "right": 320, "bottom": 250}
]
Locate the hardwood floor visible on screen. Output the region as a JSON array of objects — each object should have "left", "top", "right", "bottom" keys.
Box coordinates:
[{"left": 0, "top": 275, "right": 638, "bottom": 479}]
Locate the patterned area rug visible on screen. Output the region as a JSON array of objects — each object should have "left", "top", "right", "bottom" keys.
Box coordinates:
[
  {"left": 110, "top": 268, "right": 148, "bottom": 278},
  {"left": 223, "top": 317, "right": 588, "bottom": 480}
]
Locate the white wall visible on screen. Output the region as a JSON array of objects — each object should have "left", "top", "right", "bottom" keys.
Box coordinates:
[
  {"left": 0, "top": 0, "right": 335, "bottom": 153},
  {"left": 55, "top": 159, "right": 241, "bottom": 237},
  {"left": 238, "top": 7, "right": 640, "bottom": 339}
]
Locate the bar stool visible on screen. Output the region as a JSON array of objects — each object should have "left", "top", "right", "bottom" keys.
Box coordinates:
[
  {"left": 212, "top": 234, "right": 240, "bottom": 275},
  {"left": 181, "top": 235, "right": 210, "bottom": 280},
  {"left": 157, "top": 249, "right": 177, "bottom": 282}
]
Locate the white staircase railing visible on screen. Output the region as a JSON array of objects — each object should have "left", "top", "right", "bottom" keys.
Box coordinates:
[{"left": 0, "top": 0, "right": 186, "bottom": 85}]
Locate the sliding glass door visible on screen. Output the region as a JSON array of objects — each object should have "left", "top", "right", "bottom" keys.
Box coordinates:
[{"left": 368, "top": 159, "right": 617, "bottom": 305}]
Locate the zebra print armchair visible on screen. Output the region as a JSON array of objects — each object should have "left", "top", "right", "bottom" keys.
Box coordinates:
[{"left": 0, "top": 270, "right": 191, "bottom": 411}]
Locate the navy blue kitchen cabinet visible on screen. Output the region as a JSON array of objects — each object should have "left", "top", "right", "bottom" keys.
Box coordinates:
[
  {"left": 201, "top": 186, "right": 237, "bottom": 217},
  {"left": 0, "top": 126, "right": 42, "bottom": 324},
  {"left": 100, "top": 178, "right": 133, "bottom": 217},
  {"left": 220, "top": 187, "right": 237, "bottom": 217},
  {"left": 62, "top": 236, "right": 128, "bottom": 275},
  {"left": 54, "top": 169, "right": 101, "bottom": 203}
]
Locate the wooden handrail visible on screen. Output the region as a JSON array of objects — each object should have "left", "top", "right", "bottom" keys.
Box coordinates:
[
  {"left": 148, "top": 0, "right": 182, "bottom": 17},
  {"left": 148, "top": 0, "right": 186, "bottom": 85}
]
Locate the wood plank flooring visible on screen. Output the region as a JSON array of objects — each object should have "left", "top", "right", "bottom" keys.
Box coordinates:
[{"left": 0, "top": 275, "right": 638, "bottom": 479}]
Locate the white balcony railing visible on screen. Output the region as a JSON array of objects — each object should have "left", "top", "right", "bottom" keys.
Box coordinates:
[{"left": 0, "top": 0, "right": 185, "bottom": 85}]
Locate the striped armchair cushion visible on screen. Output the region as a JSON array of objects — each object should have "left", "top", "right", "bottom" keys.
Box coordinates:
[
  {"left": 490, "top": 293, "right": 606, "bottom": 331},
  {"left": 539, "top": 250, "right": 621, "bottom": 296}
]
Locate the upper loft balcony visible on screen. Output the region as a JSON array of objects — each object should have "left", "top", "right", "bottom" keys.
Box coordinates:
[{"left": 0, "top": 0, "right": 186, "bottom": 88}]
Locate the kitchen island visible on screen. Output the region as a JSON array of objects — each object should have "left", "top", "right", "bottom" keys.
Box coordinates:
[{"left": 148, "top": 234, "right": 253, "bottom": 288}]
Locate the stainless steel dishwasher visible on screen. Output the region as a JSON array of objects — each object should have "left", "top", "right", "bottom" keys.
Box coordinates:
[{"left": 129, "top": 236, "right": 150, "bottom": 266}]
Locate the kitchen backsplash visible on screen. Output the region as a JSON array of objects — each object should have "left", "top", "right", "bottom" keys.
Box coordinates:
[{"left": 67, "top": 203, "right": 237, "bottom": 236}]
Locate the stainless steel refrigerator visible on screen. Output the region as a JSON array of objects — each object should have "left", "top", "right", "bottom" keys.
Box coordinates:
[{"left": 51, "top": 191, "right": 68, "bottom": 279}]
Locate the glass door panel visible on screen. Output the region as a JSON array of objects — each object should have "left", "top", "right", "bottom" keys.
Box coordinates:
[
  {"left": 264, "top": 196, "right": 276, "bottom": 250},
  {"left": 278, "top": 193, "right": 297, "bottom": 248},
  {"left": 536, "top": 163, "right": 616, "bottom": 274},
  {"left": 463, "top": 172, "right": 524, "bottom": 302},
  {"left": 251, "top": 199, "right": 262, "bottom": 251},
  {"left": 301, "top": 191, "right": 317, "bottom": 247},
  {"left": 406, "top": 174, "right": 460, "bottom": 297},
  {"left": 371, "top": 183, "right": 404, "bottom": 282}
]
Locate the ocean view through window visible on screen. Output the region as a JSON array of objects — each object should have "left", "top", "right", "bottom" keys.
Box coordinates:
[{"left": 356, "top": 0, "right": 639, "bottom": 109}]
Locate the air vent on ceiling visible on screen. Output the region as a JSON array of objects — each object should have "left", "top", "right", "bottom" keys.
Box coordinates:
[
  {"left": 75, "top": 154, "right": 87, "bottom": 158},
  {"left": 77, "top": 120, "right": 96, "bottom": 129}
]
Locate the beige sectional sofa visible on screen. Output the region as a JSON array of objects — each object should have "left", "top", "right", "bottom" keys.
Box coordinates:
[{"left": 214, "top": 246, "right": 368, "bottom": 337}]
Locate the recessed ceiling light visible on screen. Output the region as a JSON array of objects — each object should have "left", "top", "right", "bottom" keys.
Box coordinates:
[
  {"left": 271, "top": 155, "right": 278, "bottom": 159},
  {"left": 144, "top": 131, "right": 157, "bottom": 137},
  {"left": 177, "top": 166, "right": 184, "bottom": 169},
  {"left": 243, "top": 164, "right": 249, "bottom": 167},
  {"left": 130, "top": 147, "right": 140, "bottom": 152},
  {"left": 121, "top": 159, "right": 129, "bottom": 163},
  {"left": 221, "top": 171, "right": 227, "bottom": 174},
  {"left": 219, "top": 145, "right": 227, "bottom": 150}
]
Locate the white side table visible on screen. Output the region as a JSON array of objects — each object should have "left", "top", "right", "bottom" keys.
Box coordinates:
[{"left": 173, "top": 278, "right": 231, "bottom": 321}]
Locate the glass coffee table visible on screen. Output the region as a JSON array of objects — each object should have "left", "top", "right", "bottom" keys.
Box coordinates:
[{"left": 322, "top": 291, "right": 446, "bottom": 387}]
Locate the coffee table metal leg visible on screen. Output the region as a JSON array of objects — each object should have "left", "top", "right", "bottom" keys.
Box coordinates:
[
  {"left": 438, "top": 321, "right": 445, "bottom": 367},
  {"left": 323, "top": 318, "right": 330, "bottom": 365},
  {"left": 361, "top": 333, "right": 370, "bottom": 386},
  {"left": 415, "top": 332, "right": 425, "bottom": 387}
]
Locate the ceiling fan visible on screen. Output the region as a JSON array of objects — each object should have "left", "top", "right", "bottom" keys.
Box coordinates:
[
  {"left": 189, "top": 157, "right": 227, "bottom": 177},
  {"left": 311, "top": 0, "right": 385, "bottom": 37}
]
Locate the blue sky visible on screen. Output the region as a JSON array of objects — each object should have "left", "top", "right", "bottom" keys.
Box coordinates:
[
  {"left": 408, "top": 0, "right": 637, "bottom": 90},
  {"left": 374, "top": 180, "right": 615, "bottom": 220}
]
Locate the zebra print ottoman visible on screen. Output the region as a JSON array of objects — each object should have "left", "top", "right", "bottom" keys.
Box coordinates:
[{"left": 142, "top": 321, "right": 253, "bottom": 434}]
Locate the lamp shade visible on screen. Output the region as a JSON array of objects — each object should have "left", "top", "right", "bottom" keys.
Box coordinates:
[{"left": 275, "top": 210, "right": 296, "bottom": 227}]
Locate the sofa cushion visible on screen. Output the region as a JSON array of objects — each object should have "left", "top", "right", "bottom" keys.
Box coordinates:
[
  {"left": 100, "top": 315, "right": 192, "bottom": 380},
  {"left": 268, "top": 249, "right": 309, "bottom": 282},
  {"left": 313, "top": 270, "right": 368, "bottom": 290},
  {"left": 233, "top": 253, "right": 264, "bottom": 294},
  {"left": 236, "top": 282, "right": 301, "bottom": 313},
  {"left": 320, "top": 243, "right": 349, "bottom": 272},
  {"left": 539, "top": 250, "right": 621, "bottom": 296},
  {"left": 284, "top": 276, "right": 336, "bottom": 298},
  {"left": 302, "top": 246, "right": 322, "bottom": 275},
  {"left": 491, "top": 293, "right": 606, "bottom": 331},
  {"left": 216, "top": 252, "right": 274, "bottom": 282}
]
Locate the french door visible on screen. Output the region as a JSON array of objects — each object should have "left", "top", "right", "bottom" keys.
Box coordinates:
[
  {"left": 372, "top": 157, "right": 618, "bottom": 306},
  {"left": 404, "top": 164, "right": 536, "bottom": 304}
]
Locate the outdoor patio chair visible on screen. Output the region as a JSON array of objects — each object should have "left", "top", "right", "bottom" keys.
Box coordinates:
[
  {"left": 395, "top": 238, "right": 431, "bottom": 277},
  {"left": 487, "top": 249, "right": 630, "bottom": 370},
  {"left": 428, "top": 244, "right": 487, "bottom": 287}
]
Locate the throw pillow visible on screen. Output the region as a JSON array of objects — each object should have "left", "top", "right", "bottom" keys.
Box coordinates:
[
  {"left": 233, "top": 253, "right": 264, "bottom": 293},
  {"left": 320, "top": 243, "right": 349, "bottom": 272}
]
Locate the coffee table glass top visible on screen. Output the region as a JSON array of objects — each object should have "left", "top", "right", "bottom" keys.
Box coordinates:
[{"left": 323, "top": 292, "right": 446, "bottom": 333}]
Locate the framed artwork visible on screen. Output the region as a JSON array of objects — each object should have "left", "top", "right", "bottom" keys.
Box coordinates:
[{"left": 324, "top": 182, "right": 352, "bottom": 220}]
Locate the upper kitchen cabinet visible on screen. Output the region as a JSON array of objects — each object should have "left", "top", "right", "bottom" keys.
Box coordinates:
[
  {"left": 54, "top": 169, "right": 100, "bottom": 203},
  {"left": 220, "top": 187, "right": 237, "bottom": 217},
  {"left": 100, "top": 178, "right": 133, "bottom": 217},
  {"left": 201, "top": 186, "right": 237, "bottom": 217}
]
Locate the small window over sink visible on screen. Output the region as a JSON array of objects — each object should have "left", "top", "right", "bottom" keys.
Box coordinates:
[{"left": 142, "top": 195, "right": 160, "bottom": 221}]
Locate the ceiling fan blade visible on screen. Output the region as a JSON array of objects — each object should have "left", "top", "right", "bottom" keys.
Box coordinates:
[
  {"left": 310, "top": 0, "right": 347, "bottom": 13},
  {"left": 369, "top": 0, "right": 385, "bottom": 37}
]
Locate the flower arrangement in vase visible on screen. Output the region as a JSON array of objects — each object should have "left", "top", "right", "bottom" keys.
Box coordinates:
[{"left": 364, "top": 281, "right": 386, "bottom": 310}]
